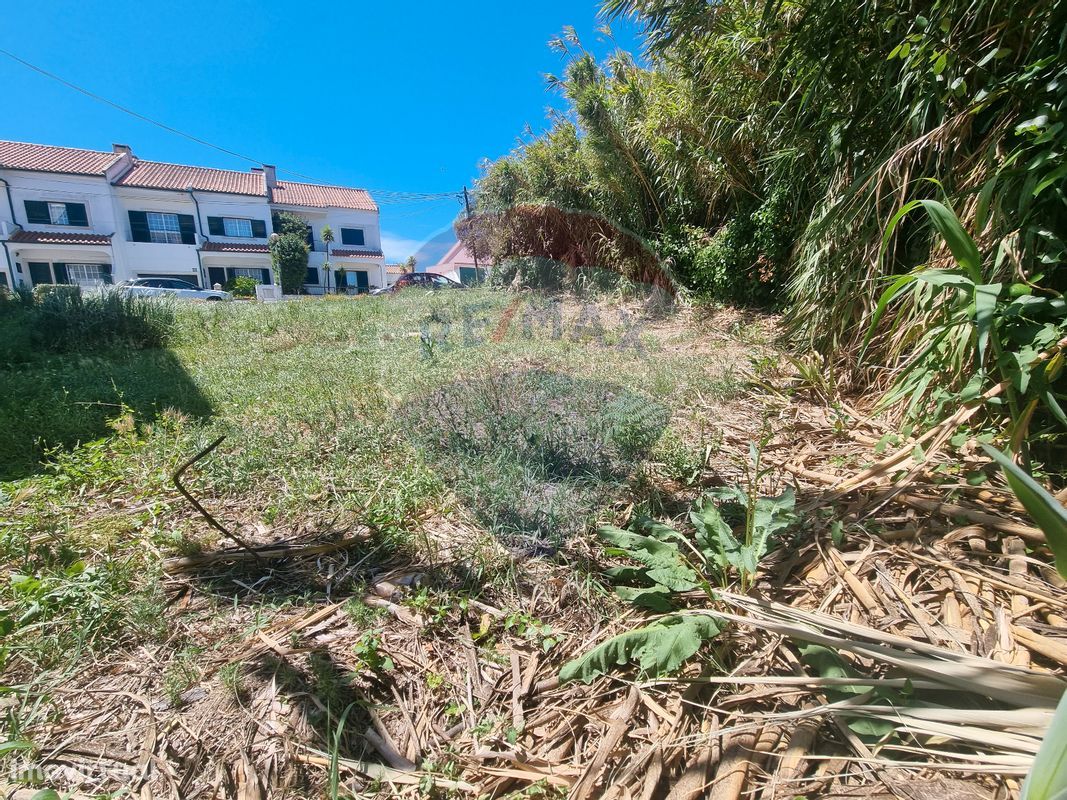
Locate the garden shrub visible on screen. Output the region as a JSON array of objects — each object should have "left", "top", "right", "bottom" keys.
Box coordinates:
[{"left": 225, "top": 276, "right": 257, "bottom": 297}]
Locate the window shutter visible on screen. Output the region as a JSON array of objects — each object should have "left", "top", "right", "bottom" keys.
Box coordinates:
[
  {"left": 66, "top": 203, "right": 88, "bottom": 227},
  {"left": 25, "top": 201, "right": 51, "bottom": 225},
  {"left": 305, "top": 225, "right": 314, "bottom": 249},
  {"left": 261, "top": 268, "right": 271, "bottom": 284},
  {"left": 177, "top": 214, "right": 197, "bottom": 245},
  {"left": 251, "top": 219, "right": 267, "bottom": 238},
  {"left": 53, "top": 263, "right": 69, "bottom": 284},
  {"left": 129, "top": 211, "right": 150, "bottom": 242},
  {"left": 341, "top": 228, "right": 365, "bottom": 246},
  {"left": 207, "top": 216, "right": 225, "bottom": 236},
  {"left": 101, "top": 264, "right": 113, "bottom": 285}
]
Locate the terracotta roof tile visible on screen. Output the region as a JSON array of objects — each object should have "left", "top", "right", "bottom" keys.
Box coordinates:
[
  {"left": 115, "top": 161, "right": 265, "bottom": 196},
  {"left": 273, "top": 181, "right": 377, "bottom": 211},
  {"left": 8, "top": 229, "right": 113, "bottom": 246},
  {"left": 331, "top": 248, "right": 384, "bottom": 259},
  {"left": 385, "top": 265, "right": 409, "bottom": 274},
  {"left": 201, "top": 241, "right": 270, "bottom": 253},
  {"left": 0, "top": 140, "right": 122, "bottom": 176}
]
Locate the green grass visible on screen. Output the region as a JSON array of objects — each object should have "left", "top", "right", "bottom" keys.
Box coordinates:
[{"left": 0, "top": 289, "right": 748, "bottom": 678}]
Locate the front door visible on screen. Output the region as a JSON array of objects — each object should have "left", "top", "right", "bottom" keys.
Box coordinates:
[{"left": 208, "top": 268, "right": 226, "bottom": 289}]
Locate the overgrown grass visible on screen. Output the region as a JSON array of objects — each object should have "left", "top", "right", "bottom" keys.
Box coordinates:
[
  {"left": 0, "top": 289, "right": 756, "bottom": 677},
  {"left": 0, "top": 287, "right": 176, "bottom": 363}
]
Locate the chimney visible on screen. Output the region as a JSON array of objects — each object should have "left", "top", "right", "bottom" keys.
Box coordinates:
[
  {"left": 112, "top": 143, "right": 133, "bottom": 156},
  {"left": 263, "top": 165, "right": 277, "bottom": 190}
]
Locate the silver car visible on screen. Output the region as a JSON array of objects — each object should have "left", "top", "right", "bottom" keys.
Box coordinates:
[{"left": 119, "top": 278, "right": 232, "bottom": 301}]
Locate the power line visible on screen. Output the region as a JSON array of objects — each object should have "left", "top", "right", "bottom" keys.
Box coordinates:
[{"left": 0, "top": 47, "right": 463, "bottom": 205}]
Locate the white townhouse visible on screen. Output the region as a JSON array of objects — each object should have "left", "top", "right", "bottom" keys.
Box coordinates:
[{"left": 0, "top": 140, "right": 386, "bottom": 294}]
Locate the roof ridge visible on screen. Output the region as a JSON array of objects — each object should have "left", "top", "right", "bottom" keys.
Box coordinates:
[
  {"left": 277, "top": 178, "right": 370, "bottom": 193},
  {"left": 131, "top": 158, "right": 260, "bottom": 176},
  {"left": 0, "top": 139, "right": 117, "bottom": 156}
]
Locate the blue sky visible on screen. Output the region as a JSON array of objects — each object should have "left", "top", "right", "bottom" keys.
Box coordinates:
[{"left": 1, "top": 2, "right": 642, "bottom": 265}]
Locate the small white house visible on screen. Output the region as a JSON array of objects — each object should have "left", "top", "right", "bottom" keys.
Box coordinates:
[
  {"left": 0, "top": 139, "right": 385, "bottom": 293},
  {"left": 424, "top": 240, "right": 488, "bottom": 285}
]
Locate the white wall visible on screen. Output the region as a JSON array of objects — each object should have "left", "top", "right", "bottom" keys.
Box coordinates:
[
  {"left": 113, "top": 187, "right": 273, "bottom": 285},
  {"left": 0, "top": 169, "right": 119, "bottom": 288}
]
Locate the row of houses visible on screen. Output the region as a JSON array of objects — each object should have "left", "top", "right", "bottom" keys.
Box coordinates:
[{"left": 0, "top": 140, "right": 388, "bottom": 293}]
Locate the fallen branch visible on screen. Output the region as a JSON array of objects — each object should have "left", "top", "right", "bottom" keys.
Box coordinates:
[
  {"left": 162, "top": 535, "right": 367, "bottom": 573},
  {"left": 172, "top": 435, "right": 259, "bottom": 556}
]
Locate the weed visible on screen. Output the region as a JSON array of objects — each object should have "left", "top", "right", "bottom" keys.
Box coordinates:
[
  {"left": 218, "top": 662, "right": 244, "bottom": 701},
  {"left": 163, "top": 649, "right": 202, "bottom": 707},
  {"left": 352, "top": 631, "right": 394, "bottom": 675}
]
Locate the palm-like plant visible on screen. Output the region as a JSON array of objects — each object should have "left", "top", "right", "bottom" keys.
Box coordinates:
[{"left": 321, "top": 225, "right": 335, "bottom": 293}]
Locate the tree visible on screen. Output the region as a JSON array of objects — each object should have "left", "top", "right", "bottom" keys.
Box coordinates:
[
  {"left": 404, "top": 256, "right": 417, "bottom": 273},
  {"left": 321, "top": 226, "right": 335, "bottom": 293},
  {"left": 270, "top": 233, "right": 309, "bottom": 295}
]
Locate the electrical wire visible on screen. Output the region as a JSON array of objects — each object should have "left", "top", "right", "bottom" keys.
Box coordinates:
[{"left": 0, "top": 47, "right": 464, "bottom": 205}]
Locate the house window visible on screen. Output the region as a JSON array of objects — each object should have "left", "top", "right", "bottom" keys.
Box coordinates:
[
  {"left": 66, "top": 263, "right": 110, "bottom": 287},
  {"left": 48, "top": 203, "right": 70, "bottom": 225},
  {"left": 147, "top": 212, "right": 182, "bottom": 244},
  {"left": 25, "top": 200, "right": 89, "bottom": 227},
  {"left": 223, "top": 218, "right": 253, "bottom": 238},
  {"left": 340, "top": 228, "right": 365, "bottom": 246},
  {"left": 231, "top": 267, "right": 264, "bottom": 282}
]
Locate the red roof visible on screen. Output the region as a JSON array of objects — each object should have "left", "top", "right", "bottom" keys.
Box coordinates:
[
  {"left": 8, "top": 229, "right": 112, "bottom": 246},
  {"left": 385, "top": 264, "right": 409, "bottom": 274},
  {"left": 0, "top": 141, "right": 122, "bottom": 176},
  {"left": 201, "top": 241, "right": 270, "bottom": 253},
  {"left": 273, "top": 181, "right": 377, "bottom": 211},
  {"left": 331, "top": 248, "right": 384, "bottom": 259},
  {"left": 114, "top": 160, "right": 265, "bottom": 196}
]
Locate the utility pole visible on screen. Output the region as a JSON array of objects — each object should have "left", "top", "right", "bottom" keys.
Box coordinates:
[{"left": 463, "top": 186, "right": 482, "bottom": 280}]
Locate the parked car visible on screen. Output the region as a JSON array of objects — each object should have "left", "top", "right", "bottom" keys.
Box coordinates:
[
  {"left": 370, "top": 272, "right": 464, "bottom": 295},
  {"left": 118, "top": 278, "right": 232, "bottom": 301}
]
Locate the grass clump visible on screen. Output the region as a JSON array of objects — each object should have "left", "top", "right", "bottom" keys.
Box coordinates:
[
  {"left": 409, "top": 367, "right": 668, "bottom": 548},
  {"left": 0, "top": 287, "right": 176, "bottom": 363}
]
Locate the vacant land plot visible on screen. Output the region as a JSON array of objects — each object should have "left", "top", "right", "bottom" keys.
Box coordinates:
[
  {"left": 1, "top": 290, "right": 1061, "bottom": 799},
  {"left": 0, "top": 290, "right": 772, "bottom": 794}
]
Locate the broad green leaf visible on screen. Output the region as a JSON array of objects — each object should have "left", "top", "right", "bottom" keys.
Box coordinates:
[
  {"left": 645, "top": 565, "right": 699, "bottom": 592},
  {"left": 691, "top": 501, "right": 742, "bottom": 571},
  {"left": 800, "top": 645, "right": 896, "bottom": 738},
  {"left": 598, "top": 526, "right": 685, "bottom": 570},
  {"left": 604, "top": 566, "right": 655, "bottom": 585},
  {"left": 982, "top": 445, "right": 1067, "bottom": 579},
  {"left": 882, "top": 199, "right": 982, "bottom": 283},
  {"left": 745, "top": 488, "right": 798, "bottom": 574},
  {"left": 974, "top": 283, "right": 1003, "bottom": 367},
  {"left": 1021, "top": 688, "right": 1067, "bottom": 800},
  {"left": 559, "top": 614, "right": 721, "bottom": 683},
  {"left": 615, "top": 585, "right": 676, "bottom": 612}
]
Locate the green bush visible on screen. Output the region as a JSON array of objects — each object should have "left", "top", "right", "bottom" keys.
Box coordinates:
[
  {"left": 0, "top": 289, "right": 176, "bottom": 364},
  {"left": 33, "top": 283, "right": 82, "bottom": 302},
  {"left": 659, "top": 187, "right": 796, "bottom": 307},
  {"left": 225, "top": 275, "right": 257, "bottom": 297}
]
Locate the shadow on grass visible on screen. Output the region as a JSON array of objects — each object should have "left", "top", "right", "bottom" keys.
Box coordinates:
[
  {"left": 405, "top": 367, "right": 670, "bottom": 551},
  {"left": 0, "top": 347, "right": 213, "bottom": 481}
]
